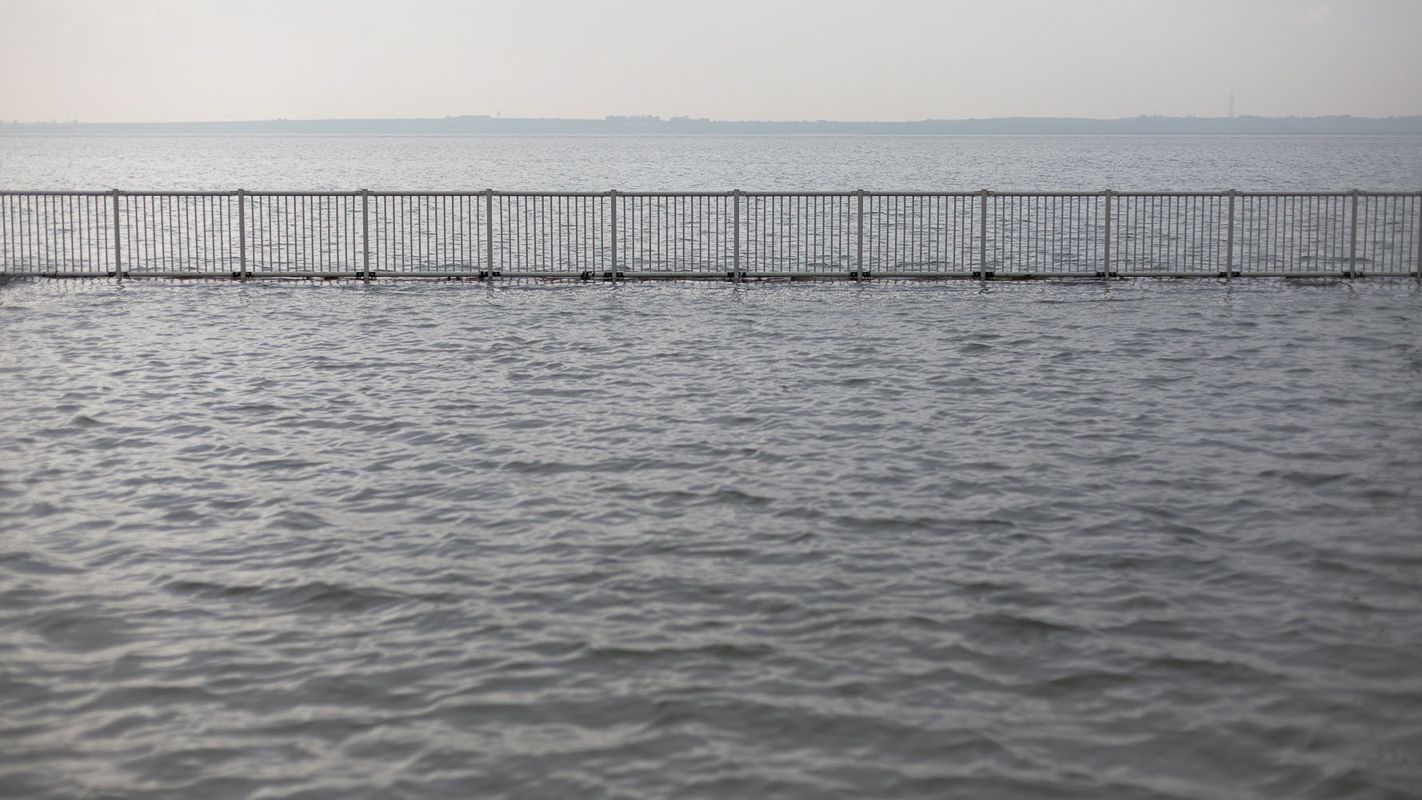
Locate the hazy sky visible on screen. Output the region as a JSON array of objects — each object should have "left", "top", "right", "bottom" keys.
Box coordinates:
[{"left": 2, "top": 0, "right": 1420, "bottom": 123}]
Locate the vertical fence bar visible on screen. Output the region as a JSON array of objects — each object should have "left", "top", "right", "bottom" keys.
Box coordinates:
[
  {"left": 855, "top": 190, "right": 865, "bottom": 280},
  {"left": 979, "top": 189, "right": 988, "bottom": 281},
  {"left": 110, "top": 190, "right": 123, "bottom": 279},
  {"left": 146, "top": 195, "right": 154, "bottom": 273},
  {"left": 732, "top": 190, "right": 741, "bottom": 281},
  {"left": 1348, "top": 190, "right": 1359, "bottom": 278},
  {"left": 139, "top": 195, "right": 147, "bottom": 273},
  {"left": 360, "top": 190, "right": 370, "bottom": 281},
  {"left": 1225, "top": 190, "right": 1235, "bottom": 280},
  {"left": 609, "top": 190, "right": 618, "bottom": 280},
  {"left": 1102, "top": 190, "right": 1112, "bottom": 279},
  {"left": 236, "top": 189, "right": 247, "bottom": 280},
  {"left": 484, "top": 189, "right": 494, "bottom": 279}
]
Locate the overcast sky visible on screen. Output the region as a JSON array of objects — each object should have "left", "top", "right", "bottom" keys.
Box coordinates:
[{"left": 2, "top": 0, "right": 1420, "bottom": 123}]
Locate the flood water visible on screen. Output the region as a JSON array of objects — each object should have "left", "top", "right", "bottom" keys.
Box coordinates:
[{"left": 3, "top": 135, "right": 1422, "bottom": 799}]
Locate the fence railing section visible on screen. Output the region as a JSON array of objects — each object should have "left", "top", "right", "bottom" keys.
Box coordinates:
[{"left": 2, "top": 190, "right": 1419, "bottom": 280}]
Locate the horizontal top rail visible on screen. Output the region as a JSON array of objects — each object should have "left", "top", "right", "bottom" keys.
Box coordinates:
[
  {"left": 241, "top": 191, "right": 369, "bottom": 198},
  {"left": 3, "top": 188, "right": 1419, "bottom": 197},
  {"left": 0, "top": 190, "right": 128, "bottom": 197}
]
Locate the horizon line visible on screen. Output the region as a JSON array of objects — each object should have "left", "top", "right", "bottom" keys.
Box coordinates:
[{"left": 6, "top": 112, "right": 1422, "bottom": 127}]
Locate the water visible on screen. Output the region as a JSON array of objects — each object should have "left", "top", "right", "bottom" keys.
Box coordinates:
[
  {"left": 3, "top": 133, "right": 1422, "bottom": 191},
  {"left": 3, "top": 136, "right": 1422, "bottom": 799}
]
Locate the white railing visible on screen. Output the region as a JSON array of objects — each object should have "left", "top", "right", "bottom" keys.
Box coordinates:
[{"left": 2, "top": 190, "right": 1420, "bottom": 280}]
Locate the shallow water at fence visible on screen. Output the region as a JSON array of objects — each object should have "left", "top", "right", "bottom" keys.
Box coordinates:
[{"left": 2, "top": 279, "right": 1421, "bottom": 799}]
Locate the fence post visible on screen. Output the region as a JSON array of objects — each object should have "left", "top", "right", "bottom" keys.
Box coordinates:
[
  {"left": 1348, "top": 190, "right": 1359, "bottom": 278},
  {"left": 855, "top": 190, "right": 865, "bottom": 281},
  {"left": 609, "top": 190, "right": 619, "bottom": 281},
  {"left": 978, "top": 189, "right": 989, "bottom": 281},
  {"left": 111, "top": 189, "right": 122, "bottom": 280},
  {"left": 1416, "top": 190, "right": 1421, "bottom": 283},
  {"left": 1102, "top": 190, "right": 1112, "bottom": 281},
  {"left": 1225, "top": 190, "right": 1236, "bottom": 280},
  {"left": 360, "top": 190, "right": 371, "bottom": 282},
  {"left": 237, "top": 189, "right": 247, "bottom": 280},
  {"left": 732, "top": 189, "right": 742, "bottom": 281},
  {"left": 484, "top": 189, "right": 495, "bottom": 281},
  {"left": 1348, "top": 188, "right": 1359, "bottom": 279}
]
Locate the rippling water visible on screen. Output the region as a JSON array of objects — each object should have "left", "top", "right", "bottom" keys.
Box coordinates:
[
  {"left": 4, "top": 133, "right": 1422, "bottom": 190},
  {"left": 3, "top": 278, "right": 1421, "bottom": 798}
]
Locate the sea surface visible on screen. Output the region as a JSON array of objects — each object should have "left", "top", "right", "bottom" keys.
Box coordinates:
[
  {"left": 3, "top": 133, "right": 1422, "bottom": 191},
  {"left": 3, "top": 135, "right": 1422, "bottom": 799}
]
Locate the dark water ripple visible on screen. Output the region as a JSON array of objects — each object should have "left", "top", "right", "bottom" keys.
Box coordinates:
[{"left": 2, "top": 279, "right": 1421, "bottom": 799}]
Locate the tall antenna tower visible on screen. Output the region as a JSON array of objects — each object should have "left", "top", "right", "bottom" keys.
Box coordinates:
[{"left": 1229, "top": 93, "right": 1235, "bottom": 119}]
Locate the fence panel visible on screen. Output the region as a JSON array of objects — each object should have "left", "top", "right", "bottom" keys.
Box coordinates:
[
  {"left": 245, "top": 193, "right": 360, "bottom": 276},
  {"left": 619, "top": 193, "right": 736, "bottom": 277},
  {"left": 370, "top": 193, "right": 484, "bottom": 276},
  {"left": 741, "top": 193, "right": 855, "bottom": 276},
  {"left": 1111, "top": 193, "right": 1230, "bottom": 277},
  {"left": 988, "top": 193, "right": 1102, "bottom": 277},
  {"left": 118, "top": 193, "right": 242, "bottom": 276},
  {"left": 861, "top": 193, "right": 977, "bottom": 277},
  {"left": 1358, "top": 193, "right": 1421, "bottom": 276},
  {"left": 1230, "top": 193, "right": 1350, "bottom": 277},
  {"left": 0, "top": 192, "right": 115, "bottom": 275},
  {"left": 493, "top": 193, "right": 609, "bottom": 277}
]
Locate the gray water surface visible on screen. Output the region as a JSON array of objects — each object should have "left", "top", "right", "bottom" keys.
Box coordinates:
[
  {"left": 3, "top": 279, "right": 1421, "bottom": 798},
  {"left": 4, "top": 134, "right": 1421, "bottom": 191}
]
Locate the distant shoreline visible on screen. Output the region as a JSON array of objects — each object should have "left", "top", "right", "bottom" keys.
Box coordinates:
[{"left": 4, "top": 114, "right": 1422, "bottom": 136}]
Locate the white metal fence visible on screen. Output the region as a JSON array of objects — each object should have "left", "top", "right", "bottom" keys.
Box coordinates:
[{"left": 2, "top": 190, "right": 1419, "bottom": 280}]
